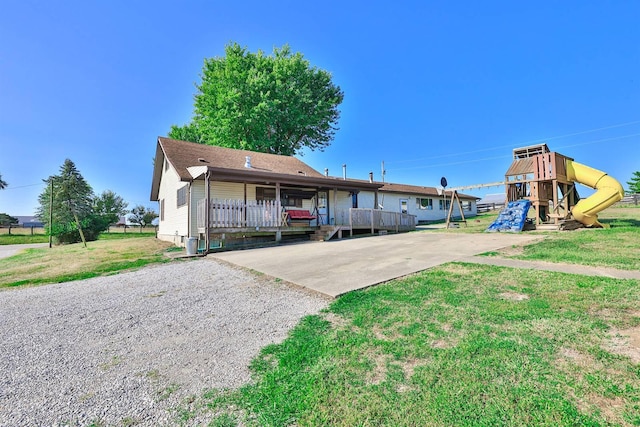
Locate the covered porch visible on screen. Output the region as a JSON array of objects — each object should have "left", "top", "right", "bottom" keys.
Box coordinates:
[{"left": 188, "top": 164, "right": 416, "bottom": 252}]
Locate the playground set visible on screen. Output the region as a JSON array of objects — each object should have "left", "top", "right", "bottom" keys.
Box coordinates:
[{"left": 487, "top": 143, "right": 624, "bottom": 232}]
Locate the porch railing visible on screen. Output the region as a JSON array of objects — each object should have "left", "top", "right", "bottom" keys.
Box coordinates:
[
  {"left": 341, "top": 208, "right": 416, "bottom": 232},
  {"left": 197, "top": 199, "right": 283, "bottom": 229},
  {"left": 196, "top": 201, "right": 416, "bottom": 232}
]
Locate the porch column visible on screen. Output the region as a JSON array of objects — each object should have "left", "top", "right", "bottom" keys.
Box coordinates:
[
  {"left": 275, "top": 182, "right": 282, "bottom": 242},
  {"left": 205, "top": 171, "right": 211, "bottom": 254},
  {"left": 333, "top": 187, "right": 338, "bottom": 226}
]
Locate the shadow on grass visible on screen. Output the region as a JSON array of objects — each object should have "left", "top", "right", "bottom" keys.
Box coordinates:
[{"left": 599, "top": 218, "right": 640, "bottom": 228}]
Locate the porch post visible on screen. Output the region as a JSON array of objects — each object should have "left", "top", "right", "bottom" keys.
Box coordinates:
[
  {"left": 205, "top": 171, "right": 211, "bottom": 254},
  {"left": 275, "top": 182, "right": 282, "bottom": 242},
  {"left": 370, "top": 209, "right": 374, "bottom": 234},
  {"left": 243, "top": 182, "right": 247, "bottom": 225},
  {"left": 333, "top": 187, "right": 338, "bottom": 225}
]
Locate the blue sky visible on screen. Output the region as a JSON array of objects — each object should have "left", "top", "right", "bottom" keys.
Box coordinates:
[{"left": 1, "top": 1, "right": 639, "bottom": 215}]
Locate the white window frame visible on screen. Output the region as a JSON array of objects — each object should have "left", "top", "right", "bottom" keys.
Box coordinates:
[{"left": 416, "top": 197, "right": 433, "bottom": 210}]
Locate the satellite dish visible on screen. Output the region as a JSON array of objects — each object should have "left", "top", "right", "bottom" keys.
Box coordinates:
[{"left": 440, "top": 177, "right": 448, "bottom": 188}]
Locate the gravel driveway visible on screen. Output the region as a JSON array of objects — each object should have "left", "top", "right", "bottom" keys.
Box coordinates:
[{"left": 0, "top": 259, "right": 329, "bottom": 426}]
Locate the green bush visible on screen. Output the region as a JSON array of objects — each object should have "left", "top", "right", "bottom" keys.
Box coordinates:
[{"left": 49, "top": 214, "right": 110, "bottom": 244}]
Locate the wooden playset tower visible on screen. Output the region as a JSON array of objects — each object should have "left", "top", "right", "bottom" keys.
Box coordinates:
[{"left": 505, "top": 144, "right": 580, "bottom": 227}]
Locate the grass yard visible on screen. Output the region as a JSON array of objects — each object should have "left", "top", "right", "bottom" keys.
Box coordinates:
[
  {"left": 0, "top": 237, "right": 175, "bottom": 288},
  {"left": 175, "top": 205, "right": 640, "bottom": 426},
  {"left": 487, "top": 205, "right": 640, "bottom": 270},
  {"left": 185, "top": 263, "right": 640, "bottom": 426}
]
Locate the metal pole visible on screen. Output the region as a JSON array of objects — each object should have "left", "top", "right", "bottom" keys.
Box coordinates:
[{"left": 48, "top": 178, "right": 53, "bottom": 248}]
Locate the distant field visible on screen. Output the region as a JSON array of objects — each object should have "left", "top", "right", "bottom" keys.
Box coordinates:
[
  {"left": 0, "top": 225, "right": 157, "bottom": 235},
  {"left": 0, "top": 226, "right": 47, "bottom": 235}
]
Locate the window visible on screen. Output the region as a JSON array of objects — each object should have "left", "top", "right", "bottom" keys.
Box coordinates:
[
  {"left": 164, "top": 158, "right": 169, "bottom": 172},
  {"left": 439, "top": 199, "right": 451, "bottom": 210},
  {"left": 416, "top": 198, "right": 433, "bottom": 210},
  {"left": 462, "top": 201, "right": 472, "bottom": 211},
  {"left": 256, "top": 187, "right": 276, "bottom": 201},
  {"left": 177, "top": 185, "right": 187, "bottom": 207},
  {"left": 352, "top": 193, "right": 358, "bottom": 208},
  {"left": 282, "top": 194, "right": 303, "bottom": 208},
  {"left": 160, "top": 199, "right": 165, "bottom": 221}
]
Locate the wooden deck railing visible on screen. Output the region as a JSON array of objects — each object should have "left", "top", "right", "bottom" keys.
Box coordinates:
[
  {"left": 197, "top": 199, "right": 283, "bottom": 229},
  {"left": 340, "top": 208, "right": 416, "bottom": 232},
  {"left": 197, "top": 201, "right": 416, "bottom": 232}
]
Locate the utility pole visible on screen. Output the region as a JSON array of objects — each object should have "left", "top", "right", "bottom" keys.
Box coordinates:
[{"left": 48, "top": 178, "right": 53, "bottom": 248}]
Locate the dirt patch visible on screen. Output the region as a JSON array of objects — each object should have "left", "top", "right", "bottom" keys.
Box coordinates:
[
  {"left": 367, "top": 352, "right": 388, "bottom": 385},
  {"left": 575, "top": 394, "right": 627, "bottom": 426},
  {"left": 437, "top": 264, "right": 478, "bottom": 276},
  {"left": 322, "top": 312, "right": 350, "bottom": 329},
  {"left": 498, "top": 291, "right": 530, "bottom": 301},
  {"left": 496, "top": 245, "right": 526, "bottom": 257},
  {"left": 607, "top": 327, "right": 640, "bottom": 363}
]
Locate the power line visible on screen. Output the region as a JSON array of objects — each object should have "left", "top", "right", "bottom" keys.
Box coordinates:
[
  {"left": 387, "top": 119, "right": 640, "bottom": 165},
  {"left": 390, "top": 132, "right": 640, "bottom": 172},
  {"left": 1, "top": 182, "right": 45, "bottom": 190}
]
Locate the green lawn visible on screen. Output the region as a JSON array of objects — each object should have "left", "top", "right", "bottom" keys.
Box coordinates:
[
  {"left": 487, "top": 205, "right": 640, "bottom": 270},
  {"left": 184, "top": 263, "right": 640, "bottom": 426},
  {"left": 0, "top": 236, "right": 176, "bottom": 288},
  {"left": 177, "top": 205, "right": 640, "bottom": 426}
]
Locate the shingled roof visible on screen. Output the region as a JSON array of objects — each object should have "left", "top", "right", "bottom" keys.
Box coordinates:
[
  {"left": 158, "top": 137, "right": 324, "bottom": 181},
  {"left": 150, "top": 137, "right": 382, "bottom": 200},
  {"left": 379, "top": 182, "right": 479, "bottom": 200}
]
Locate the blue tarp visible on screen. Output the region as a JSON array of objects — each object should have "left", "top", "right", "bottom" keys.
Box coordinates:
[{"left": 485, "top": 200, "right": 531, "bottom": 232}]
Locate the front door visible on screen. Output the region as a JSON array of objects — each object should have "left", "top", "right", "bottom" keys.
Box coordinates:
[
  {"left": 317, "top": 191, "right": 328, "bottom": 225},
  {"left": 400, "top": 199, "right": 408, "bottom": 214}
]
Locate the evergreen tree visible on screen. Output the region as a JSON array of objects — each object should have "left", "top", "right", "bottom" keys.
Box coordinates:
[
  {"left": 36, "top": 159, "right": 107, "bottom": 244},
  {"left": 627, "top": 171, "right": 640, "bottom": 194}
]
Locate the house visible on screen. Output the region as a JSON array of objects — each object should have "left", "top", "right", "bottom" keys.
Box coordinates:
[
  {"left": 371, "top": 183, "right": 479, "bottom": 223},
  {"left": 150, "top": 137, "right": 476, "bottom": 251},
  {"left": 15, "top": 216, "right": 45, "bottom": 228}
]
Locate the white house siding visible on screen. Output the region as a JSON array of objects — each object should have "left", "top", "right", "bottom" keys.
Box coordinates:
[
  {"left": 157, "top": 163, "right": 189, "bottom": 245},
  {"left": 356, "top": 191, "right": 377, "bottom": 210},
  {"left": 327, "top": 190, "right": 355, "bottom": 225},
  {"left": 360, "top": 191, "right": 477, "bottom": 223},
  {"left": 211, "top": 181, "right": 246, "bottom": 200}
]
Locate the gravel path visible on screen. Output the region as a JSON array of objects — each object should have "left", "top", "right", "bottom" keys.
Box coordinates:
[{"left": 0, "top": 259, "right": 330, "bottom": 426}]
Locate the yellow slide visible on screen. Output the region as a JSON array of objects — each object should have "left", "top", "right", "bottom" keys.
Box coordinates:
[{"left": 565, "top": 160, "right": 624, "bottom": 227}]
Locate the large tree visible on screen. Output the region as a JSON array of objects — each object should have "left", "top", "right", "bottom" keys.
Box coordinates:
[
  {"left": 36, "top": 159, "right": 108, "bottom": 244},
  {"left": 0, "top": 173, "right": 7, "bottom": 190},
  {"left": 128, "top": 205, "right": 158, "bottom": 232},
  {"left": 94, "top": 190, "right": 128, "bottom": 226},
  {"left": 627, "top": 171, "right": 640, "bottom": 194},
  {"left": 169, "top": 42, "right": 344, "bottom": 156}
]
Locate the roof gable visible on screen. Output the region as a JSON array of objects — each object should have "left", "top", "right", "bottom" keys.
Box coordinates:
[
  {"left": 150, "top": 137, "right": 382, "bottom": 201},
  {"left": 159, "top": 137, "right": 324, "bottom": 181}
]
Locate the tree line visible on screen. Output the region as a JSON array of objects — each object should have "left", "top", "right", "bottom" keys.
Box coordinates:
[{"left": 0, "top": 160, "right": 157, "bottom": 243}]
